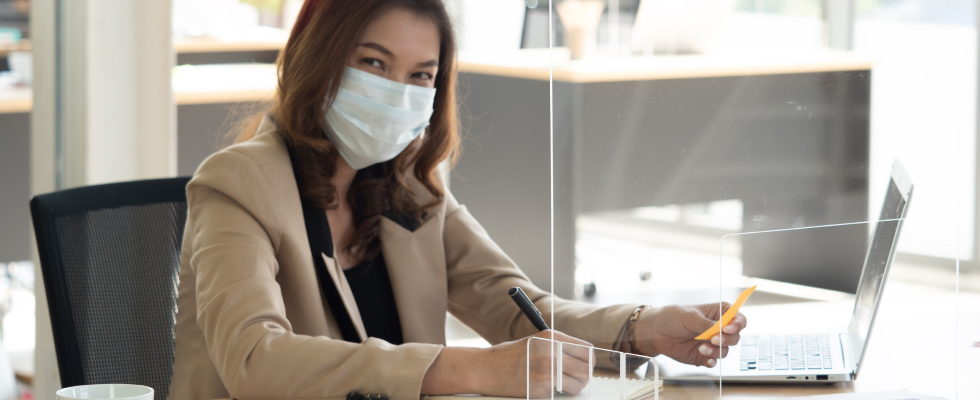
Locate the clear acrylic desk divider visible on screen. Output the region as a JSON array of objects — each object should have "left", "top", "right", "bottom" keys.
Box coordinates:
[
  {"left": 718, "top": 216, "right": 966, "bottom": 398},
  {"left": 528, "top": 337, "right": 659, "bottom": 400}
]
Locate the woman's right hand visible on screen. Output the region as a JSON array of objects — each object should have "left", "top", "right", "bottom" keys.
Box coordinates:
[{"left": 480, "top": 330, "right": 594, "bottom": 398}]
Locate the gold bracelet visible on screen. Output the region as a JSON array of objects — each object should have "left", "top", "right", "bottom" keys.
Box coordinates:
[{"left": 627, "top": 305, "right": 651, "bottom": 354}]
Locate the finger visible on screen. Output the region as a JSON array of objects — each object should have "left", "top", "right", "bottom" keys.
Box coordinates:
[
  {"left": 699, "top": 343, "right": 729, "bottom": 359},
  {"left": 711, "top": 332, "right": 741, "bottom": 347},
  {"left": 558, "top": 350, "right": 590, "bottom": 394},
  {"left": 552, "top": 331, "right": 593, "bottom": 362},
  {"left": 562, "top": 358, "right": 592, "bottom": 394},
  {"left": 722, "top": 312, "right": 747, "bottom": 335},
  {"left": 561, "top": 350, "right": 591, "bottom": 380},
  {"left": 560, "top": 340, "right": 592, "bottom": 363},
  {"left": 561, "top": 372, "right": 588, "bottom": 395},
  {"left": 694, "top": 343, "right": 730, "bottom": 367},
  {"left": 693, "top": 344, "right": 716, "bottom": 368}
]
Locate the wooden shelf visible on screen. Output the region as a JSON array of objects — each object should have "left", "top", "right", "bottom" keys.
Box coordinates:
[
  {"left": 1, "top": 36, "right": 285, "bottom": 56},
  {"left": 173, "top": 37, "right": 286, "bottom": 54},
  {"left": 0, "top": 40, "right": 31, "bottom": 57}
]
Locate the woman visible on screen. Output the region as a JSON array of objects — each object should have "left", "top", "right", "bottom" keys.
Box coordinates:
[{"left": 168, "top": 1, "right": 746, "bottom": 399}]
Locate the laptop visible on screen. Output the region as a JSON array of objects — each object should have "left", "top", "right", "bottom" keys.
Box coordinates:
[{"left": 658, "top": 159, "right": 914, "bottom": 383}]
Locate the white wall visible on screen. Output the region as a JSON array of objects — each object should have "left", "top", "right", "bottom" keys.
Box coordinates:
[
  {"left": 31, "top": 1, "right": 174, "bottom": 398},
  {"left": 29, "top": 0, "right": 59, "bottom": 397},
  {"left": 86, "top": 0, "right": 176, "bottom": 184}
]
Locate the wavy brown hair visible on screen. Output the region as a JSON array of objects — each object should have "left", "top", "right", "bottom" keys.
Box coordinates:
[{"left": 237, "top": 0, "right": 459, "bottom": 263}]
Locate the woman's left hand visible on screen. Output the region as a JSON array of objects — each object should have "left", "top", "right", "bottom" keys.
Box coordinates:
[{"left": 631, "top": 303, "right": 747, "bottom": 368}]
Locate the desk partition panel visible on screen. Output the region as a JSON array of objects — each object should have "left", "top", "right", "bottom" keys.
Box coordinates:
[
  {"left": 536, "top": 1, "right": 973, "bottom": 399},
  {"left": 714, "top": 217, "right": 964, "bottom": 398},
  {"left": 526, "top": 337, "right": 659, "bottom": 400}
]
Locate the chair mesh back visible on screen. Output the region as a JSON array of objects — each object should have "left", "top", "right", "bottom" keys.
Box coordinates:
[{"left": 31, "top": 178, "right": 190, "bottom": 400}]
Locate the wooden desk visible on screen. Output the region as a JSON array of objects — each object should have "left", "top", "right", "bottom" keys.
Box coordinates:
[
  {"left": 636, "top": 279, "right": 980, "bottom": 399},
  {"left": 209, "top": 279, "right": 977, "bottom": 399}
]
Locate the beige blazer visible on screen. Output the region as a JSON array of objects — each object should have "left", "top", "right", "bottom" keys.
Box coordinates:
[{"left": 168, "top": 117, "right": 639, "bottom": 400}]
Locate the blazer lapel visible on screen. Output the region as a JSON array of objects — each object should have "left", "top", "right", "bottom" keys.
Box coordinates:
[
  {"left": 380, "top": 215, "right": 448, "bottom": 344},
  {"left": 321, "top": 253, "right": 368, "bottom": 342}
]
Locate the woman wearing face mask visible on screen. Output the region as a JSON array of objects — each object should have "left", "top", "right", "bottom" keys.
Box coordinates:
[{"left": 168, "top": 1, "right": 747, "bottom": 399}]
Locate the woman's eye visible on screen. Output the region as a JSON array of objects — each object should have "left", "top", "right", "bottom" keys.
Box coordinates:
[
  {"left": 412, "top": 72, "right": 433, "bottom": 81},
  {"left": 363, "top": 58, "right": 383, "bottom": 69}
]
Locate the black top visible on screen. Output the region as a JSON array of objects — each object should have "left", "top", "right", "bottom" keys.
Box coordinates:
[
  {"left": 298, "top": 172, "right": 407, "bottom": 345},
  {"left": 286, "top": 144, "right": 412, "bottom": 345},
  {"left": 343, "top": 253, "right": 404, "bottom": 345}
]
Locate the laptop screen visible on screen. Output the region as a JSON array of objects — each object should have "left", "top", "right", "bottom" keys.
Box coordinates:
[{"left": 848, "top": 170, "right": 912, "bottom": 375}]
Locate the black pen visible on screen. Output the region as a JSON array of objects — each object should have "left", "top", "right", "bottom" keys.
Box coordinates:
[{"left": 509, "top": 286, "right": 549, "bottom": 331}]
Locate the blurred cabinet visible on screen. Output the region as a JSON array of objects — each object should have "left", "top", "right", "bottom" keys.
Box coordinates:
[
  {"left": 0, "top": 111, "right": 29, "bottom": 262},
  {"left": 452, "top": 48, "right": 872, "bottom": 297}
]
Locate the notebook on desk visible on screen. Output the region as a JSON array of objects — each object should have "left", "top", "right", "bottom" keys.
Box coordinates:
[{"left": 427, "top": 376, "right": 663, "bottom": 400}]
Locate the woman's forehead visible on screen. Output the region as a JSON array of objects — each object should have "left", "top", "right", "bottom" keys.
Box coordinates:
[{"left": 358, "top": 8, "right": 440, "bottom": 60}]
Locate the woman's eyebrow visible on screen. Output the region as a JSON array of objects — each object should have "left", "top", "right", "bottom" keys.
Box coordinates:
[
  {"left": 359, "top": 41, "right": 437, "bottom": 67},
  {"left": 359, "top": 42, "right": 393, "bottom": 57}
]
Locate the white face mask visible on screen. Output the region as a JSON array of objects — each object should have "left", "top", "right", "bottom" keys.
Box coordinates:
[{"left": 323, "top": 67, "right": 437, "bottom": 169}]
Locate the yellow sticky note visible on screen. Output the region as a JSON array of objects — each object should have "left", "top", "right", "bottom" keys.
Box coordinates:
[{"left": 694, "top": 285, "right": 756, "bottom": 340}]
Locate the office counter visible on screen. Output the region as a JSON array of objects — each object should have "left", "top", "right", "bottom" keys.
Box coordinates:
[
  {"left": 173, "top": 34, "right": 288, "bottom": 54},
  {"left": 1, "top": 46, "right": 871, "bottom": 110},
  {"left": 458, "top": 47, "right": 872, "bottom": 82},
  {"left": 171, "top": 63, "right": 277, "bottom": 105}
]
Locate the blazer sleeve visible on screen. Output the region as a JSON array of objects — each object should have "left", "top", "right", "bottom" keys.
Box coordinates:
[
  {"left": 186, "top": 150, "right": 441, "bottom": 400},
  {"left": 441, "top": 189, "right": 640, "bottom": 351}
]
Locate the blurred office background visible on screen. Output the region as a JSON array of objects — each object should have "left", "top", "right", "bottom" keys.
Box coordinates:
[{"left": 0, "top": 0, "right": 978, "bottom": 398}]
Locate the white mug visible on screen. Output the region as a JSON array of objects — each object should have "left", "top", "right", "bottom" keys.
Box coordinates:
[
  {"left": 7, "top": 51, "right": 32, "bottom": 84},
  {"left": 56, "top": 384, "right": 154, "bottom": 400}
]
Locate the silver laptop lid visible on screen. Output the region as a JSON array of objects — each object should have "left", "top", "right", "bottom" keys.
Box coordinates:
[{"left": 846, "top": 160, "right": 914, "bottom": 378}]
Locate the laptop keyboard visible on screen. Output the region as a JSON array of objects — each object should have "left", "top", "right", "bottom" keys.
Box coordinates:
[{"left": 739, "top": 335, "right": 833, "bottom": 371}]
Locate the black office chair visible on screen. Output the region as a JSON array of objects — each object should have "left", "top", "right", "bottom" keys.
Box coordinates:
[{"left": 30, "top": 177, "right": 191, "bottom": 400}]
